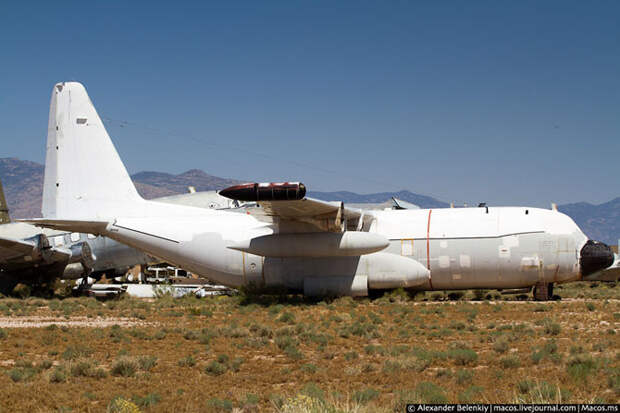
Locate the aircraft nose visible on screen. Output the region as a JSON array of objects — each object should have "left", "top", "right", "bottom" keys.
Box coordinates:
[{"left": 580, "top": 240, "right": 614, "bottom": 276}]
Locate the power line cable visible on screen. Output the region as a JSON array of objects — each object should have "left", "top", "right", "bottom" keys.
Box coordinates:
[{"left": 101, "top": 115, "right": 410, "bottom": 192}]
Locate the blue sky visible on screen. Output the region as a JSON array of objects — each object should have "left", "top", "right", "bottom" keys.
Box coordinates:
[{"left": 1, "top": 1, "right": 618, "bottom": 206}]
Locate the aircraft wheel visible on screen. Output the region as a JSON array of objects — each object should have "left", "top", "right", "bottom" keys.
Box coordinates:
[{"left": 533, "top": 282, "right": 553, "bottom": 301}]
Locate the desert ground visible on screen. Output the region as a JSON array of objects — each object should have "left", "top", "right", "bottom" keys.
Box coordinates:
[{"left": 0, "top": 282, "right": 618, "bottom": 412}]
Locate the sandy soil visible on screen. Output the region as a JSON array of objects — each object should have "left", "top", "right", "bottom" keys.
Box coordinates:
[{"left": 0, "top": 316, "right": 154, "bottom": 328}]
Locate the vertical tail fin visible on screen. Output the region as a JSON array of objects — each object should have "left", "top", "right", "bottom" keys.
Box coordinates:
[
  {"left": 42, "top": 82, "right": 143, "bottom": 219},
  {"left": 0, "top": 178, "right": 10, "bottom": 224}
]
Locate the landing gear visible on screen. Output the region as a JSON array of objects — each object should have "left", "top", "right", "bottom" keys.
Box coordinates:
[{"left": 533, "top": 282, "right": 554, "bottom": 301}]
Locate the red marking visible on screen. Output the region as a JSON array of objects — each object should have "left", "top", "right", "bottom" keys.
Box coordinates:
[{"left": 427, "top": 209, "right": 434, "bottom": 289}]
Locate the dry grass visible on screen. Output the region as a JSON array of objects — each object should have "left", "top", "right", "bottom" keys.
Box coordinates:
[{"left": 0, "top": 284, "right": 617, "bottom": 411}]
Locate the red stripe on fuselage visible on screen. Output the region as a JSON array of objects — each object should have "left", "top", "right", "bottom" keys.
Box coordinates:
[{"left": 427, "top": 209, "right": 433, "bottom": 289}]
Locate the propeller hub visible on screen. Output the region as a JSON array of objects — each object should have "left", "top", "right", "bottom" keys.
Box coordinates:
[{"left": 580, "top": 240, "right": 614, "bottom": 276}]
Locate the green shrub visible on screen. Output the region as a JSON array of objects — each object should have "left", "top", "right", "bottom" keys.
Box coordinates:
[
  {"left": 516, "top": 380, "right": 560, "bottom": 401},
  {"left": 178, "top": 355, "right": 196, "bottom": 367},
  {"left": 137, "top": 355, "right": 157, "bottom": 371},
  {"left": 301, "top": 382, "right": 325, "bottom": 401},
  {"left": 8, "top": 368, "right": 24, "bottom": 382},
  {"left": 284, "top": 345, "right": 302, "bottom": 360},
  {"left": 275, "top": 335, "right": 296, "bottom": 350},
  {"left": 231, "top": 357, "right": 244, "bottom": 372},
  {"left": 205, "top": 360, "right": 227, "bottom": 376},
  {"left": 456, "top": 369, "right": 473, "bottom": 385},
  {"left": 566, "top": 355, "right": 597, "bottom": 383},
  {"left": 62, "top": 344, "right": 93, "bottom": 360},
  {"left": 91, "top": 368, "right": 108, "bottom": 379},
  {"left": 458, "top": 385, "right": 484, "bottom": 403},
  {"left": 362, "top": 363, "right": 376, "bottom": 373},
  {"left": 353, "top": 388, "right": 380, "bottom": 404},
  {"left": 183, "top": 330, "right": 200, "bottom": 340},
  {"left": 132, "top": 393, "right": 161, "bottom": 408},
  {"left": 493, "top": 338, "right": 509, "bottom": 354},
  {"left": 543, "top": 320, "right": 561, "bottom": 336},
  {"left": 499, "top": 355, "right": 521, "bottom": 368},
  {"left": 49, "top": 367, "right": 67, "bottom": 383},
  {"left": 38, "top": 360, "right": 53, "bottom": 370},
  {"left": 448, "top": 348, "right": 478, "bottom": 366},
  {"left": 301, "top": 363, "right": 318, "bottom": 374},
  {"left": 277, "top": 312, "right": 296, "bottom": 324},
  {"left": 0, "top": 328, "right": 7, "bottom": 339},
  {"left": 382, "top": 360, "right": 402, "bottom": 374},
  {"left": 344, "top": 351, "right": 359, "bottom": 361},
  {"left": 244, "top": 393, "right": 260, "bottom": 405},
  {"left": 153, "top": 329, "right": 167, "bottom": 340},
  {"left": 415, "top": 382, "right": 448, "bottom": 403},
  {"left": 517, "top": 379, "right": 534, "bottom": 394},
  {"left": 71, "top": 360, "right": 95, "bottom": 377},
  {"left": 111, "top": 357, "right": 138, "bottom": 377},
  {"left": 531, "top": 350, "right": 544, "bottom": 365}
]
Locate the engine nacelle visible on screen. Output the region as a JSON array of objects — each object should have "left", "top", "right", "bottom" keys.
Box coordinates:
[
  {"left": 67, "top": 242, "right": 96, "bottom": 271},
  {"left": 219, "top": 182, "right": 306, "bottom": 202},
  {"left": 25, "top": 234, "right": 54, "bottom": 263},
  {"left": 229, "top": 232, "right": 389, "bottom": 257},
  {"left": 61, "top": 262, "right": 88, "bottom": 280},
  {"left": 366, "top": 253, "right": 430, "bottom": 289}
]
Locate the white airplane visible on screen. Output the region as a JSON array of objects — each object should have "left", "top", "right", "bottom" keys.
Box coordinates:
[{"left": 25, "top": 82, "right": 616, "bottom": 300}]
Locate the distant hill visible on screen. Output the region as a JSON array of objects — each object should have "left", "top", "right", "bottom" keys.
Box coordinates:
[
  {"left": 0, "top": 158, "right": 45, "bottom": 219},
  {"left": 131, "top": 170, "right": 242, "bottom": 199},
  {"left": 558, "top": 198, "right": 620, "bottom": 245},
  {"left": 0, "top": 158, "right": 241, "bottom": 219},
  {"left": 1, "top": 157, "right": 618, "bottom": 245}
]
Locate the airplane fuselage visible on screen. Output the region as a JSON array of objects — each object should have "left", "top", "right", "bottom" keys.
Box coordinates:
[
  {"left": 101, "top": 204, "right": 588, "bottom": 296},
  {"left": 34, "top": 81, "right": 614, "bottom": 298}
]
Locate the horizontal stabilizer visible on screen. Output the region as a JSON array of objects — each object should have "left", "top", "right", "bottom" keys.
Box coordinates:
[{"left": 19, "top": 219, "right": 110, "bottom": 235}]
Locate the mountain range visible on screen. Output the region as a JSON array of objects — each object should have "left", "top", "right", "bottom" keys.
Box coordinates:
[{"left": 1, "top": 157, "right": 618, "bottom": 245}]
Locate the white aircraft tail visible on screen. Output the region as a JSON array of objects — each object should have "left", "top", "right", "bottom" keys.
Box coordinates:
[{"left": 42, "top": 82, "right": 144, "bottom": 219}]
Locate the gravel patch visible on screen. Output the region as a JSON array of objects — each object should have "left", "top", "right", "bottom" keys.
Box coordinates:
[{"left": 0, "top": 316, "right": 154, "bottom": 328}]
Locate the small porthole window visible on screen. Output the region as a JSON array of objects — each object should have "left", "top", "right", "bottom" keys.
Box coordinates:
[{"left": 525, "top": 209, "right": 529, "bottom": 215}]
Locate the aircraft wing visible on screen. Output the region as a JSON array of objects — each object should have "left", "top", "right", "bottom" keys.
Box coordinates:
[
  {"left": 258, "top": 197, "right": 364, "bottom": 232},
  {"left": 0, "top": 234, "right": 72, "bottom": 271},
  {"left": 0, "top": 236, "right": 39, "bottom": 262},
  {"left": 219, "top": 183, "right": 374, "bottom": 233}
]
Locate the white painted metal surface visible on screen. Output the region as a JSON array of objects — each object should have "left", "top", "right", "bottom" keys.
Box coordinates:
[{"left": 23, "top": 82, "right": 616, "bottom": 297}]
